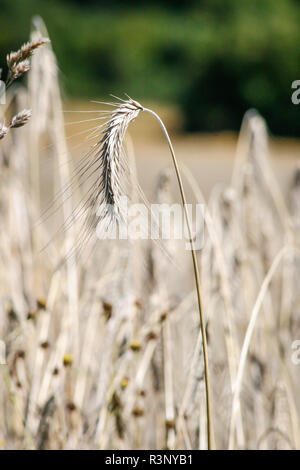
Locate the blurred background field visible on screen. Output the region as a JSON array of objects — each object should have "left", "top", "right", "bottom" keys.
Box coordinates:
[
  {"left": 1, "top": 0, "right": 300, "bottom": 136},
  {"left": 2, "top": 0, "right": 300, "bottom": 194},
  {"left": 0, "top": 1, "right": 300, "bottom": 451}
]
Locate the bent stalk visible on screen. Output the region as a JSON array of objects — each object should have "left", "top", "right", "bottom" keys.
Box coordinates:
[{"left": 143, "top": 107, "right": 214, "bottom": 450}]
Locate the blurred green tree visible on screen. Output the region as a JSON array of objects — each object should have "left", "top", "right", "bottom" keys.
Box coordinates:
[{"left": 1, "top": 0, "right": 300, "bottom": 136}]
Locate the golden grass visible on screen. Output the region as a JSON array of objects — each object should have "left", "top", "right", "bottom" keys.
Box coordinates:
[{"left": 0, "top": 18, "right": 300, "bottom": 450}]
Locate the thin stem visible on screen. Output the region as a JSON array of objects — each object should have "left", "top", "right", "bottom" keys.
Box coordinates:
[
  {"left": 143, "top": 107, "right": 214, "bottom": 450},
  {"left": 228, "top": 246, "right": 289, "bottom": 449}
]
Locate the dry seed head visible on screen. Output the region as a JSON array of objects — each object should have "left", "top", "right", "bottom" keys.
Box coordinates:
[
  {"left": 27, "top": 309, "right": 37, "bottom": 321},
  {"left": 20, "top": 37, "right": 50, "bottom": 60},
  {"left": 63, "top": 354, "right": 73, "bottom": 367},
  {"left": 166, "top": 419, "right": 176, "bottom": 430},
  {"left": 102, "top": 301, "right": 113, "bottom": 320},
  {"left": 66, "top": 402, "right": 77, "bottom": 412},
  {"left": 130, "top": 340, "right": 141, "bottom": 352},
  {"left": 37, "top": 298, "right": 47, "bottom": 310},
  {"left": 59, "top": 97, "right": 144, "bottom": 258},
  {"left": 121, "top": 377, "right": 129, "bottom": 389},
  {"left": 0, "top": 123, "right": 9, "bottom": 140},
  {"left": 97, "top": 98, "right": 143, "bottom": 222},
  {"left": 10, "top": 109, "right": 32, "bottom": 128},
  {"left": 109, "top": 392, "right": 122, "bottom": 412},
  {"left": 7, "top": 37, "right": 50, "bottom": 67},
  {"left": 146, "top": 331, "right": 157, "bottom": 341},
  {"left": 16, "top": 350, "right": 26, "bottom": 360},
  {"left": 132, "top": 407, "right": 144, "bottom": 417},
  {"left": 7, "top": 51, "right": 21, "bottom": 68},
  {"left": 9, "top": 60, "right": 30, "bottom": 80}
]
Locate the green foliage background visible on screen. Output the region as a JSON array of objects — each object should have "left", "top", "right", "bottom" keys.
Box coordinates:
[{"left": 1, "top": 0, "right": 300, "bottom": 136}]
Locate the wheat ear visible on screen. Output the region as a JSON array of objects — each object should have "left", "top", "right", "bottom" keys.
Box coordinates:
[
  {"left": 96, "top": 97, "right": 213, "bottom": 449},
  {"left": 98, "top": 98, "right": 143, "bottom": 222}
]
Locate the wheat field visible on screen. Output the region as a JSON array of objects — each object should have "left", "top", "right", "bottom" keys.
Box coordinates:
[{"left": 0, "top": 18, "right": 300, "bottom": 451}]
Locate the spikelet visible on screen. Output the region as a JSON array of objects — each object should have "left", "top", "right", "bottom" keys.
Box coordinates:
[
  {"left": 9, "top": 60, "right": 30, "bottom": 80},
  {"left": 97, "top": 98, "right": 143, "bottom": 222},
  {"left": 6, "top": 37, "right": 50, "bottom": 85},
  {"left": 0, "top": 123, "right": 8, "bottom": 140},
  {"left": 6, "top": 38, "right": 50, "bottom": 68},
  {"left": 10, "top": 109, "right": 32, "bottom": 128}
]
